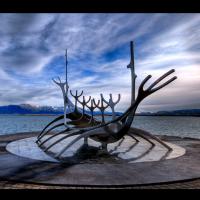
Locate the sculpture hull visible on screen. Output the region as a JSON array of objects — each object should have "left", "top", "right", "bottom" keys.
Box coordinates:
[{"left": 89, "top": 123, "right": 123, "bottom": 144}]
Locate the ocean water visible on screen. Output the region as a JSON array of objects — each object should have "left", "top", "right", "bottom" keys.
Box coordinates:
[{"left": 0, "top": 115, "right": 200, "bottom": 139}]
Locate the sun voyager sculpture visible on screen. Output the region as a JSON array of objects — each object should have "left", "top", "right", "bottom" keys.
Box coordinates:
[{"left": 36, "top": 41, "right": 177, "bottom": 163}]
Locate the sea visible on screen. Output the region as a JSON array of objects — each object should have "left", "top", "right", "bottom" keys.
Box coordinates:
[{"left": 0, "top": 115, "right": 199, "bottom": 139}]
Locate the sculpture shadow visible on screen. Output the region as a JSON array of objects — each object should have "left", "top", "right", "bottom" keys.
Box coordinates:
[{"left": 50, "top": 143, "right": 123, "bottom": 164}]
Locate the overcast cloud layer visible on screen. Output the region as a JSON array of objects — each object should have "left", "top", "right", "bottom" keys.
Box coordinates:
[{"left": 0, "top": 13, "right": 199, "bottom": 112}]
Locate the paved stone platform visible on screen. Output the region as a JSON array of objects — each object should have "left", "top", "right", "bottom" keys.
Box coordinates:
[
  {"left": 6, "top": 134, "right": 185, "bottom": 163},
  {"left": 0, "top": 129, "right": 200, "bottom": 188}
]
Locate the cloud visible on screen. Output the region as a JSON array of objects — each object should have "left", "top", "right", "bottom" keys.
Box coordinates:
[{"left": 0, "top": 13, "right": 199, "bottom": 112}]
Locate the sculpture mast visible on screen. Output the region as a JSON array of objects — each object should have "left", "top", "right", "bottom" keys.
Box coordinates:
[
  {"left": 65, "top": 49, "right": 69, "bottom": 94},
  {"left": 127, "top": 41, "right": 137, "bottom": 104},
  {"left": 63, "top": 49, "right": 69, "bottom": 127}
]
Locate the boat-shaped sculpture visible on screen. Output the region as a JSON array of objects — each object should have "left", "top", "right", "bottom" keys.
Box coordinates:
[{"left": 37, "top": 41, "right": 177, "bottom": 162}]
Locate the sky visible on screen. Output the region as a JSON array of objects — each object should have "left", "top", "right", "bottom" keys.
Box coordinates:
[{"left": 0, "top": 13, "right": 199, "bottom": 113}]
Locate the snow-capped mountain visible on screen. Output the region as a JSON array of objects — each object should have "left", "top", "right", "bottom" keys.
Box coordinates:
[{"left": 0, "top": 104, "right": 65, "bottom": 114}]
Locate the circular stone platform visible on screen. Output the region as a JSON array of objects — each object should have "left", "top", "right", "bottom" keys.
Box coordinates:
[
  {"left": 0, "top": 128, "right": 200, "bottom": 187},
  {"left": 6, "top": 134, "right": 185, "bottom": 163}
]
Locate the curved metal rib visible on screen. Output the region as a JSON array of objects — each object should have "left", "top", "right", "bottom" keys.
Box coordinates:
[
  {"left": 55, "top": 129, "right": 110, "bottom": 158},
  {"left": 37, "top": 110, "right": 93, "bottom": 142},
  {"left": 37, "top": 115, "right": 63, "bottom": 139},
  {"left": 38, "top": 127, "right": 69, "bottom": 147},
  {"left": 37, "top": 122, "right": 64, "bottom": 143},
  {"left": 43, "top": 129, "right": 83, "bottom": 152}
]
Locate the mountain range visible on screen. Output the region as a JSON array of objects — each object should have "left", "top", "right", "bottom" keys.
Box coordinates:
[
  {"left": 0, "top": 104, "right": 64, "bottom": 115},
  {"left": 0, "top": 104, "right": 122, "bottom": 116},
  {"left": 138, "top": 109, "right": 200, "bottom": 116},
  {"left": 0, "top": 104, "right": 199, "bottom": 116}
]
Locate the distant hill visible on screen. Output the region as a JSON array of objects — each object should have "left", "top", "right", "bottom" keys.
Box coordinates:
[
  {"left": 0, "top": 104, "right": 199, "bottom": 116},
  {"left": 0, "top": 104, "right": 64, "bottom": 115},
  {"left": 138, "top": 109, "right": 200, "bottom": 116},
  {"left": 0, "top": 104, "right": 122, "bottom": 116}
]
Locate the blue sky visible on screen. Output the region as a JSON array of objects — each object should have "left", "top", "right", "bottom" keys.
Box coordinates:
[{"left": 0, "top": 13, "right": 200, "bottom": 112}]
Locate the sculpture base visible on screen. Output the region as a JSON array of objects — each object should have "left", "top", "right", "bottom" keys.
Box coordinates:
[
  {"left": 6, "top": 134, "right": 185, "bottom": 164},
  {"left": 1, "top": 129, "right": 200, "bottom": 187}
]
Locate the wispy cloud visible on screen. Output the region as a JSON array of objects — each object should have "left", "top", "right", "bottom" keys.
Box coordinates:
[{"left": 0, "top": 13, "right": 199, "bottom": 112}]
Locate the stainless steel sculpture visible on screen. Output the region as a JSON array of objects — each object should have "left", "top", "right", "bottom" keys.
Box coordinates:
[
  {"left": 128, "top": 41, "right": 137, "bottom": 104},
  {"left": 101, "top": 93, "right": 121, "bottom": 120},
  {"left": 93, "top": 95, "right": 109, "bottom": 124},
  {"left": 77, "top": 95, "right": 91, "bottom": 120},
  {"left": 70, "top": 90, "right": 84, "bottom": 113},
  {"left": 37, "top": 41, "right": 177, "bottom": 161}
]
